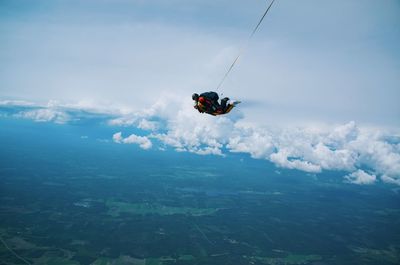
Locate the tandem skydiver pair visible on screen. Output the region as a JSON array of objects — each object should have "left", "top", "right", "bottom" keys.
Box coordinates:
[
  {"left": 192, "top": 92, "right": 239, "bottom": 116},
  {"left": 191, "top": 1, "right": 274, "bottom": 116}
]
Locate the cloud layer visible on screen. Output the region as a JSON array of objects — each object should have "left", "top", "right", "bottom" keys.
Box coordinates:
[
  {"left": 150, "top": 99, "right": 400, "bottom": 185},
  {"left": 4, "top": 98, "right": 398, "bottom": 186}
]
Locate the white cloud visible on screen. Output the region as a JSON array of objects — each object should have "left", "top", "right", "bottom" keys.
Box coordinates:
[
  {"left": 344, "top": 170, "right": 376, "bottom": 185},
  {"left": 0, "top": 100, "right": 37, "bottom": 107},
  {"left": 2, "top": 98, "right": 400, "bottom": 186},
  {"left": 108, "top": 116, "right": 138, "bottom": 126},
  {"left": 137, "top": 119, "right": 159, "bottom": 131},
  {"left": 227, "top": 123, "right": 275, "bottom": 159},
  {"left": 381, "top": 175, "right": 400, "bottom": 186},
  {"left": 2, "top": 99, "right": 131, "bottom": 125},
  {"left": 113, "top": 132, "right": 152, "bottom": 150},
  {"left": 15, "top": 108, "right": 70, "bottom": 124},
  {"left": 153, "top": 99, "right": 234, "bottom": 155},
  {"left": 270, "top": 150, "right": 322, "bottom": 173},
  {"left": 143, "top": 98, "right": 400, "bottom": 185},
  {"left": 112, "top": 132, "right": 123, "bottom": 143},
  {"left": 264, "top": 124, "right": 359, "bottom": 173}
]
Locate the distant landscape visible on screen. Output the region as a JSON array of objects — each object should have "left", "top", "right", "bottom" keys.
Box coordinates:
[{"left": 1, "top": 119, "right": 399, "bottom": 265}]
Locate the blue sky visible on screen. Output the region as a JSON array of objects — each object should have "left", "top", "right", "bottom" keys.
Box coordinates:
[
  {"left": 1, "top": 0, "right": 400, "bottom": 185},
  {"left": 1, "top": 0, "right": 399, "bottom": 125}
]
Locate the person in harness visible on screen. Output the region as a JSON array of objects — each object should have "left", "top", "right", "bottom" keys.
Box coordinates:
[{"left": 192, "top": 92, "right": 230, "bottom": 116}]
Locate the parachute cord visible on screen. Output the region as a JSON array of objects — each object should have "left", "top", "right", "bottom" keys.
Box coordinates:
[{"left": 215, "top": 0, "right": 275, "bottom": 92}]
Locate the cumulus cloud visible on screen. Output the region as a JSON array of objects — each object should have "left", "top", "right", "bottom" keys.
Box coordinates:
[
  {"left": 227, "top": 123, "right": 275, "bottom": 159},
  {"left": 381, "top": 175, "right": 400, "bottom": 186},
  {"left": 15, "top": 108, "right": 70, "bottom": 124},
  {"left": 264, "top": 124, "right": 360, "bottom": 173},
  {"left": 142, "top": 98, "right": 400, "bottom": 185},
  {"left": 344, "top": 170, "right": 376, "bottom": 185},
  {"left": 153, "top": 99, "right": 233, "bottom": 155},
  {"left": 108, "top": 116, "right": 138, "bottom": 126},
  {"left": 3, "top": 99, "right": 400, "bottom": 186},
  {"left": 113, "top": 132, "right": 152, "bottom": 150},
  {"left": 137, "top": 119, "right": 159, "bottom": 131},
  {"left": 270, "top": 150, "right": 322, "bottom": 173}
]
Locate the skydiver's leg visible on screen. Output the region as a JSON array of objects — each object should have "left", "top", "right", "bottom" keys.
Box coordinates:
[{"left": 221, "top": 97, "right": 229, "bottom": 112}]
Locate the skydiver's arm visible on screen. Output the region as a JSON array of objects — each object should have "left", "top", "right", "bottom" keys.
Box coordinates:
[{"left": 194, "top": 105, "right": 203, "bottom": 113}]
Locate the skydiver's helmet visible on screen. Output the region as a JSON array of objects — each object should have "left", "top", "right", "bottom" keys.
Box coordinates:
[{"left": 192, "top": 93, "right": 199, "bottom": 101}]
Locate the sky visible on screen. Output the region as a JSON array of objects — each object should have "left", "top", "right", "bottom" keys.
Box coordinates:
[{"left": 1, "top": 0, "right": 400, "bottom": 185}]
